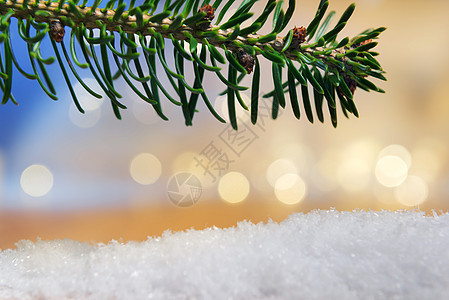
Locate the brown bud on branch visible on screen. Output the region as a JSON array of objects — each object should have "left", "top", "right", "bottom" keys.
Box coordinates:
[
  {"left": 49, "top": 20, "right": 65, "bottom": 43},
  {"left": 291, "top": 26, "right": 307, "bottom": 48},
  {"left": 237, "top": 48, "right": 255, "bottom": 74},
  {"left": 198, "top": 4, "right": 215, "bottom": 21}
]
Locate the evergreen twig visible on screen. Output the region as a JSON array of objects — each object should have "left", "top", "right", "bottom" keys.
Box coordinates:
[{"left": 0, "top": 0, "right": 386, "bottom": 128}]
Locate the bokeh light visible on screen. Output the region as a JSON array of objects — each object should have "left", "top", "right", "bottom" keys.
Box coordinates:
[
  {"left": 375, "top": 155, "right": 409, "bottom": 188},
  {"left": 274, "top": 173, "right": 307, "bottom": 205},
  {"left": 266, "top": 159, "right": 298, "bottom": 187},
  {"left": 378, "top": 144, "right": 412, "bottom": 168},
  {"left": 394, "top": 176, "right": 429, "bottom": 207},
  {"left": 218, "top": 172, "right": 250, "bottom": 204},
  {"left": 20, "top": 164, "right": 54, "bottom": 197},
  {"left": 129, "top": 153, "right": 162, "bottom": 185}
]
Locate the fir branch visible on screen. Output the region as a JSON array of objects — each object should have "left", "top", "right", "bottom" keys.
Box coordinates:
[{"left": 0, "top": 0, "right": 386, "bottom": 128}]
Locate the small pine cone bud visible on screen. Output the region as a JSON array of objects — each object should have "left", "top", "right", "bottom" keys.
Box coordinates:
[
  {"left": 195, "top": 5, "right": 215, "bottom": 30},
  {"left": 198, "top": 4, "right": 215, "bottom": 21},
  {"left": 50, "top": 20, "right": 65, "bottom": 43},
  {"left": 291, "top": 26, "right": 307, "bottom": 48},
  {"left": 237, "top": 48, "right": 255, "bottom": 74}
]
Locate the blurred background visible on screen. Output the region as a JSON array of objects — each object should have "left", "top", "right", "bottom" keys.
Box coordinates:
[{"left": 1, "top": 0, "right": 449, "bottom": 249}]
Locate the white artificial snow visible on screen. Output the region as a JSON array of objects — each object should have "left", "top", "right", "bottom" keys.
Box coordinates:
[{"left": 1, "top": 210, "right": 449, "bottom": 299}]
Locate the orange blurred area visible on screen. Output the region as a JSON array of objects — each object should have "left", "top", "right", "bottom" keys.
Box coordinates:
[
  {"left": 0, "top": 202, "right": 303, "bottom": 250},
  {"left": 1, "top": 198, "right": 444, "bottom": 250}
]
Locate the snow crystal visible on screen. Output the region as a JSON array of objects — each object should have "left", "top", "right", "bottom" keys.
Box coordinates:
[{"left": 1, "top": 210, "right": 449, "bottom": 299}]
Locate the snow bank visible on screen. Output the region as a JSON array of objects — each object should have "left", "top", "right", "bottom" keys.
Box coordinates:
[{"left": 1, "top": 210, "right": 449, "bottom": 299}]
